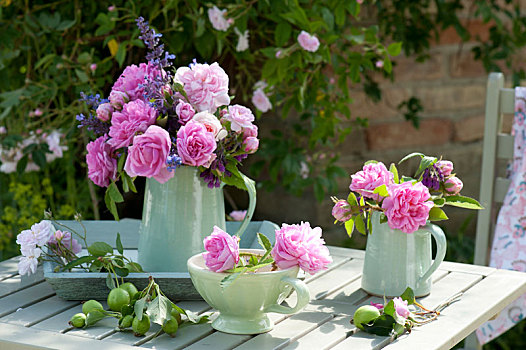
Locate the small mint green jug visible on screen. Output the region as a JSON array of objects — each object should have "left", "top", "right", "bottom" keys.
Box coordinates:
[
  {"left": 361, "top": 212, "right": 447, "bottom": 297},
  {"left": 138, "top": 166, "right": 256, "bottom": 272}
]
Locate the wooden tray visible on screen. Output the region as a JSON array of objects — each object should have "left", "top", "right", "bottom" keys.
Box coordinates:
[{"left": 43, "top": 219, "right": 278, "bottom": 301}]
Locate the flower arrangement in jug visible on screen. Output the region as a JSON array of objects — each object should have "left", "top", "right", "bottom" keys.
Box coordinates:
[
  {"left": 77, "top": 18, "right": 259, "bottom": 218},
  {"left": 331, "top": 153, "right": 483, "bottom": 236}
]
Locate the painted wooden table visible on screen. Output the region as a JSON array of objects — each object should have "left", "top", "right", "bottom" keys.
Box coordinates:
[{"left": 1, "top": 226, "right": 526, "bottom": 350}]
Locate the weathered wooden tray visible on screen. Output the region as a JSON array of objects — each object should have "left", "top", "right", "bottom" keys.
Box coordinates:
[{"left": 43, "top": 219, "right": 278, "bottom": 301}]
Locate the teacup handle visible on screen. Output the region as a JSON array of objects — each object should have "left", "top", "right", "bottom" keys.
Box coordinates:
[
  {"left": 234, "top": 172, "right": 257, "bottom": 239},
  {"left": 264, "top": 276, "right": 310, "bottom": 314},
  {"left": 417, "top": 224, "right": 447, "bottom": 288}
]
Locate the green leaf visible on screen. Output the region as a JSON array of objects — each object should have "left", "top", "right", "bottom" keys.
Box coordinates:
[
  {"left": 428, "top": 207, "right": 448, "bottom": 221},
  {"left": 104, "top": 190, "right": 119, "bottom": 220},
  {"left": 257, "top": 232, "right": 272, "bottom": 252},
  {"left": 85, "top": 310, "right": 106, "bottom": 327},
  {"left": 114, "top": 266, "right": 129, "bottom": 277},
  {"left": 444, "top": 195, "right": 484, "bottom": 209},
  {"left": 400, "top": 287, "right": 415, "bottom": 305},
  {"left": 35, "top": 54, "right": 56, "bottom": 70},
  {"left": 249, "top": 255, "right": 258, "bottom": 266},
  {"left": 115, "top": 43, "right": 126, "bottom": 67},
  {"left": 344, "top": 218, "right": 354, "bottom": 238},
  {"left": 60, "top": 255, "right": 96, "bottom": 271},
  {"left": 117, "top": 154, "right": 125, "bottom": 172},
  {"left": 364, "top": 160, "right": 378, "bottom": 165},
  {"left": 134, "top": 297, "right": 147, "bottom": 320},
  {"left": 147, "top": 295, "right": 172, "bottom": 326},
  {"left": 125, "top": 262, "right": 143, "bottom": 272},
  {"left": 398, "top": 152, "right": 424, "bottom": 164},
  {"left": 362, "top": 314, "right": 396, "bottom": 336},
  {"left": 379, "top": 214, "right": 388, "bottom": 224},
  {"left": 106, "top": 272, "right": 116, "bottom": 290},
  {"left": 389, "top": 163, "right": 399, "bottom": 184},
  {"left": 88, "top": 241, "right": 113, "bottom": 256},
  {"left": 116, "top": 233, "right": 124, "bottom": 255},
  {"left": 108, "top": 182, "right": 124, "bottom": 203},
  {"left": 222, "top": 162, "right": 247, "bottom": 191},
  {"left": 220, "top": 268, "right": 247, "bottom": 289},
  {"left": 75, "top": 69, "right": 89, "bottom": 83},
  {"left": 275, "top": 22, "right": 292, "bottom": 46},
  {"left": 372, "top": 184, "right": 389, "bottom": 198},
  {"left": 387, "top": 42, "right": 402, "bottom": 56},
  {"left": 355, "top": 214, "right": 366, "bottom": 235},
  {"left": 433, "top": 197, "right": 446, "bottom": 207},
  {"left": 347, "top": 192, "right": 358, "bottom": 206},
  {"left": 415, "top": 156, "right": 437, "bottom": 179}
]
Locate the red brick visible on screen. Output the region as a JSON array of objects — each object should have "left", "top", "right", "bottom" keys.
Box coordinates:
[
  {"left": 366, "top": 118, "right": 453, "bottom": 151},
  {"left": 435, "top": 19, "right": 492, "bottom": 45},
  {"left": 393, "top": 54, "right": 444, "bottom": 81},
  {"left": 454, "top": 115, "right": 484, "bottom": 142},
  {"left": 450, "top": 51, "right": 486, "bottom": 78},
  {"left": 415, "top": 84, "right": 485, "bottom": 112}
]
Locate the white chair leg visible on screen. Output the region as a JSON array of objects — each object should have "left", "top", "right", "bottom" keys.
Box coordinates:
[{"left": 463, "top": 332, "right": 482, "bottom": 350}]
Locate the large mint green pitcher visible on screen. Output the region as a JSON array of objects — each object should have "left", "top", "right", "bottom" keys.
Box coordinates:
[
  {"left": 138, "top": 166, "right": 256, "bottom": 272},
  {"left": 361, "top": 212, "right": 447, "bottom": 297}
]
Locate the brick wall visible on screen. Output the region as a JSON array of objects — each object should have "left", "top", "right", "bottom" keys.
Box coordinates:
[{"left": 253, "top": 4, "right": 525, "bottom": 247}]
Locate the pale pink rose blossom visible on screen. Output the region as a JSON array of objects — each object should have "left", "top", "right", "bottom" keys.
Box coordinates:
[
  {"left": 297, "top": 31, "right": 320, "bottom": 52},
  {"left": 243, "top": 124, "right": 258, "bottom": 138},
  {"left": 243, "top": 137, "right": 259, "bottom": 154},
  {"left": 229, "top": 210, "right": 247, "bottom": 221},
  {"left": 174, "top": 62, "right": 230, "bottom": 113},
  {"left": 376, "top": 60, "right": 384, "bottom": 68},
  {"left": 108, "top": 99, "right": 158, "bottom": 149},
  {"left": 96, "top": 103, "right": 113, "bottom": 122},
  {"left": 111, "top": 62, "right": 160, "bottom": 101},
  {"left": 350, "top": 162, "right": 394, "bottom": 201},
  {"left": 30, "top": 220, "right": 53, "bottom": 247},
  {"left": 124, "top": 125, "right": 174, "bottom": 184},
  {"left": 436, "top": 160, "right": 454, "bottom": 177},
  {"left": 34, "top": 108, "right": 43, "bottom": 117},
  {"left": 16, "top": 229, "right": 38, "bottom": 249},
  {"left": 234, "top": 28, "right": 249, "bottom": 52},
  {"left": 444, "top": 176, "right": 463, "bottom": 195},
  {"left": 176, "top": 120, "right": 217, "bottom": 167},
  {"left": 48, "top": 230, "right": 82, "bottom": 255},
  {"left": 176, "top": 101, "right": 195, "bottom": 125},
  {"left": 109, "top": 90, "right": 129, "bottom": 110},
  {"left": 192, "top": 111, "right": 227, "bottom": 140},
  {"left": 0, "top": 126, "right": 5, "bottom": 134},
  {"left": 251, "top": 88, "right": 272, "bottom": 113},
  {"left": 90, "top": 63, "right": 97, "bottom": 72},
  {"left": 44, "top": 131, "right": 67, "bottom": 162},
  {"left": 382, "top": 182, "right": 433, "bottom": 234},
  {"left": 86, "top": 135, "right": 117, "bottom": 188},
  {"left": 271, "top": 222, "right": 332, "bottom": 275},
  {"left": 393, "top": 297, "right": 410, "bottom": 318},
  {"left": 224, "top": 105, "right": 255, "bottom": 132},
  {"left": 203, "top": 226, "right": 240, "bottom": 272},
  {"left": 332, "top": 200, "right": 352, "bottom": 222},
  {"left": 18, "top": 247, "right": 42, "bottom": 276},
  {"left": 207, "top": 6, "right": 232, "bottom": 32}
]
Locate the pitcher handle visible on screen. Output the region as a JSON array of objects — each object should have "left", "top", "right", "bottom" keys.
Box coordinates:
[
  {"left": 417, "top": 223, "right": 447, "bottom": 288},
  {"left": 264, "top": 277, "right": 310, "bottom": 314},
  {"left": 234, "top": 172, "right": 257, "bottom": 239}
]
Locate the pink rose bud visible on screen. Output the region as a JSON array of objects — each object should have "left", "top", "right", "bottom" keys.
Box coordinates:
[
  {"left": 332, "top": 200, "right": 352, "bottom": 222},
  {"left": 36, "top": 129, "right": 43, "bottom": 134},
  {"left": 229, "top": 210, "right": 247, "bottom": 221},
  {"left": 108, "top": 5, "right": 116, "bottom": 11},
  {"left": 393, "top": 297, "right": 410, "bottom": 318},
  {"left": 436, "top": 160, "right": 454, "bottom": 177},
  {"left": 109, "top": 90, "right": 129, "bottom": 110},
  {"left": 90, "top": 63, "right": 97, "bottom": 72},
  {"left": 370, "top": 302, "right": 384, "bottom": 310},
  {"left": 376, "top": 60, "right": 384, "bottom": 68},
  {"left": 54, "top": 230, "right": 65, "bottom": 241},
  {"left": 243, "top": 137, "right": 259, "bottom": 154},
  {"left": 276, "top": 50, "right": 282, "bottom": 58},
  {"left": 444, "top": 176, "right": 463, "bottom": 195},
  {"left": 96, "top": 103, "right": 113, "bottom": 122},
  {"left": 175, "top": 101, "right": 195, "bottom": 125},
  {"left": 203, "top": 226, "right": 240, "bottom": 272},
  {"left": 34, "top": 108, "right": 43, "bottom": 116}
]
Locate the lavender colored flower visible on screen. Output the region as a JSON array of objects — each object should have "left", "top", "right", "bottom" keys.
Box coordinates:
[
  {"left": 422, "top": 163, "right": 444, "bottom": 192},
  {"left": 76, "top": 113, "right": 110, "bottom": 136}
]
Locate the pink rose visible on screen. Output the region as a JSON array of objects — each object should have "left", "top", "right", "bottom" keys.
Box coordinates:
[
  {"left": 436, "top": 160, "right": 453, "bottom": 177},
  {"left": 18, "top": 247, "right": 41, "bottom": 276},
  {"left": 444, "top": 176, "right": 463, "bottom": 195},
  {"left": 124, "top": 125, "right": 174, "bottom": 184},
  {"left": 271, "top": 222, "right": 333, "bottom": 275},
  {"left": 203, "top": 226, "right": 240, "bottom": 272},
  {"left": 350, "top": 162, "right": 394, "bottom": 201},
  {"left": 251, "top": 88, "right": 272, "bottom": 113},
  {"left": 111, "top": 62, "right": 160, "bottom": 101},
  {"left": 86, "top": 135, "right": 117, "bottom": 187},
  {"left": 393, "top": 297, "right": 410, "bottom": 318},
  {"left": 108, "top": 99, "right": 158, "bottom": 149},
  {"left": 192, "top": 111, "right": 227, "bottom": 140},
  {"left": 382, "top": 182, "right": 433, "bottom": 234},
  {"left": 371, "top": 302, "right": 384, "bottom": 310},
  {"left": 243, "top": 124, "right": 258, "bottom": 138},
  {"left": 96, "top": 103, "right": 113, "bottom": 122},
  {"left": 297, "top": 31, "right": 320, "bottom": 52},
  {"left": 207, "top": 6, "right": 232, "bottom": 31},
  {"left": 224, "top": 104, "right": 255, "bottom": 133},
  {"left": 48, "top": 230, "right": 82, "bottom": 255},
  {"left": 176, "top": 101, "right": 195, "bottom": 125},
  {"left": 174, "top": 62, "right": 230, "bottom": 113},
  {"left": 332, "top": 200, "right": 352, "bottom": 222},
  {"left": 109, "top": 90, "right": 129, "bottom": 110},
  {"left": 229, "top": 210, "right": 247, "bottom": 221},
  {"left": 176, "top": 120, "right": 217, "bottom": 167},
  {"left": 243, "top": 137, "right": 259, "bottom": 154}
]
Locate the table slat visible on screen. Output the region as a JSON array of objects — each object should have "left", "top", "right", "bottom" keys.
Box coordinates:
[
  {"left": 282, "top": 315, "right": 354, "bottom": 350},
  {"left": 0, "top": 282, "right": 55, "bottom": 318},
  {"left": 0, "top": 295, "right": 78, "bottom": 327},
  {"left": 0, "top": 267, "right": 45, "bottom": 298}
]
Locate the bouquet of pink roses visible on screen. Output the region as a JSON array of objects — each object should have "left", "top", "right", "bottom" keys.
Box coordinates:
[
  {"left": 201, "top": 222, "right": 333, "bottom": 287},
  {"left": 77, "top": 18, "right": 259, "bottom": 218},
  {"left": 331, "top": 153, "right": 483, "bottom": 236}
]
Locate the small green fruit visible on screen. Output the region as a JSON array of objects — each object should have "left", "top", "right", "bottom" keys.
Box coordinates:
[
  {"left": 132, "top": 314, "right": 150, "bottom": 336},
  {"left": 162, "top": 318, "right": 179, "bottom": 336},
  {"left": 119, "top": 314, "right": 134, "bottom": 329},
  {"left": 120, "top": 282, "right": 138, "bottom": 299},
  {"left": 70, "top": 313, "right": 86, "bottom": 328},
  {"left": 107, "top": 288, "right": 130, "bottom": 312},
  {"left": 82, "top": 300, "right": 103, "bottom": 315},
  {"left": 170, "top": 308, "right": 182, "bottom": 325},
  {"left": 353, "top": 305, "right": 381, "bottom": 331}
]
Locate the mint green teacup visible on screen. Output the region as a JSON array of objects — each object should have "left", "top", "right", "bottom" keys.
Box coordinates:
[{"left": 187, "top": 249, "right": 310, "bottom": 334}]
